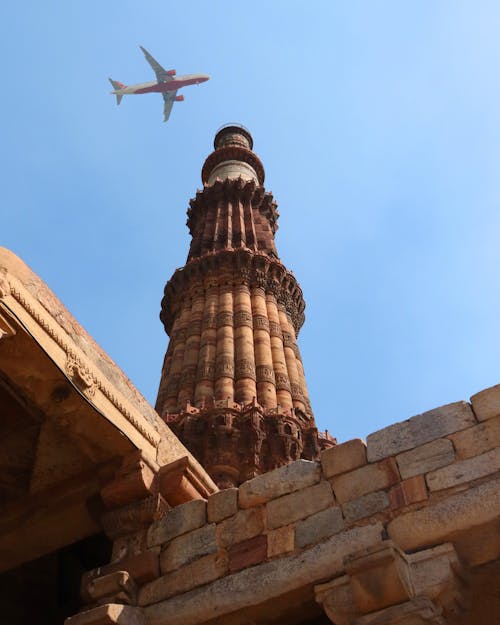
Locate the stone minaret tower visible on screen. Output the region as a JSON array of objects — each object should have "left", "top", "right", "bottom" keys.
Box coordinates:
[{"left": 156, "top": 125, "right": 333, "bottom": 488}]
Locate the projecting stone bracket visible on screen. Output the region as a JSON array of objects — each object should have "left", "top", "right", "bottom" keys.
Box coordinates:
[
  {"left": 86, "top": 571, "right": 138, "bottom": 607},
  {"left": 315, "top": 540, "right": 465, "bottom": 625}
]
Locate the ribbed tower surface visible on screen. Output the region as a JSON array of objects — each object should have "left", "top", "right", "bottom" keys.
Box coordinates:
[{"left": 156, "top": 125, "right": 334, "bottom": 488}]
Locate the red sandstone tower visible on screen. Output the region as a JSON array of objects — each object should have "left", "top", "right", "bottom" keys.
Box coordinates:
[{"left": 156, "top": 125, "right": 333, "bottom": 487}]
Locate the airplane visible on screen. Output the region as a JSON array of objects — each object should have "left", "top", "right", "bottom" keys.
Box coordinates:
[{"left": 109, "top": 46, "right": 210, "bottom": 122}]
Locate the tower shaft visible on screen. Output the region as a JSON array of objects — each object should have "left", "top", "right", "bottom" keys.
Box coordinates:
[{"left": 156, "top": 126, "right": 333, "bottom": 488}]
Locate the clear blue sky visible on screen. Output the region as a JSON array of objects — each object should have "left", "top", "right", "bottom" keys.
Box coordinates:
[{"left": 2, "top": 2, "right": 500, "bottom": 442}]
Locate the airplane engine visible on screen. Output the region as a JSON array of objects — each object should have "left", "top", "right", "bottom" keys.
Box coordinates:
[
  {"left": 166, "top": 69, "right": 176, "bottom": 76},
  {"left": 174, "top": 95, "right": 184, "bottom": 102}
]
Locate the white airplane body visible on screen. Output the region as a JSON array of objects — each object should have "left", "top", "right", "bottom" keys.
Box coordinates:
[{"left": 109, "top": 47, "right": 210, "bottom": 122}]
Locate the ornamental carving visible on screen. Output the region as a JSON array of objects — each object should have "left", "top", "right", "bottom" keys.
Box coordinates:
[
  {"left": 235, "top": 359, "right": 256, "bottom": 380},
  {"left": 269, "top": 321, "right": 283, "bottom": 339},
  {"left": 215, "top": 357, "right": 235, "bottom": 378},
  {"left": 290, "top": 383, "right": 304, "bottom": 400},
  {"left": 253, "top": 315, "right": 270, "bottom": 331},
  {"left": 234, "top": 310, "right": 252, "bottom": 328},
  {"left": 283, "top": 333, "right": 295, "bottom": 349},
  {"left": 186, "top": 320, "right": 202, "bottom": 337},
  {"left": 165, "top": 374, "right": 181, "bottom": 398},
  {"left": 65, "top": 356, "right": 97, "bottom": 397},
  {"left": 197, "top": 361, "right": 215, "bottom": 380},
  {"left": 275, "top": 373, "right": 291, "bottom": 392},
  {"left": 202, "top": 314, "right": 217, "bottom": 330},
  {"left": 256, "top": 365, "right": 275, "bottom": 384},
  {"left": 217, "top": 311, "right": 233, "bottom": 327}
]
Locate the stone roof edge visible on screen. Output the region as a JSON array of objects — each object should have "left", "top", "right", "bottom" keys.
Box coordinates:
[{"left": 0, "top": 247, "right": 202, "bottom": 473}]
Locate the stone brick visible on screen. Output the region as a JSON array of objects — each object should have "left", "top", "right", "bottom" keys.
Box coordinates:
[
  {"left": 138, "top": 552, "right": 228, "bottom": 606},
  {"left": 160, "top": 524, "right": 217, "bottom": 574},
  {"left": 147, "top": 499, "right": 206, "bottom": 548},
  {"left": 389, "top": 475, "right": 428, "bottom": 509},
  {"left": 426, "top": 448, "right": 500, "bottom": 492},
  {"left": 145, "top": 523, "right": 384, "bottom": 625},
  {"left": 238, "top": 460, "right": 321, "bottom": 508},
  {"left": 295, "top": 506, "right": 344, "bottom": 548},
  {"left": 267, "top": 481, "right": 334, "bottom": 530},
  {"left": 207, "top": 487, "right": 238, "bottom": 523},
  {"left": 82, "top": 550, "right": 159, "bottom": 596},
  {"left": 448, "top": 416, "right": 500, "bottom": 460},
  {"left": 470, "top": 384, "right": 500, "bottom": 421},
  {"left": 228, "top": 534, "right": 267, "bottom": 572},
  {"left": 366, "top": 401, "right": 476, "bottom": 462},
  {"left": 330, "top": 458, "right": 400, "bottom": 503},
  {"left": 320, "top": 439, "right": 367, "bottom": 478},
  {"left": 267, "top": 525, "right": 295, "bottom": 558},
  {"left": 396, "top": 439, "right": 455, "bottom": 480},
  {"left": 387, "top": 476, "right": 500, "bottom": 552},
  {"left": 342, "top": 490, "right": 389, "bottom": 523},
  {"left": 217, "top": 506, "right": 265, "bottom": 548}
]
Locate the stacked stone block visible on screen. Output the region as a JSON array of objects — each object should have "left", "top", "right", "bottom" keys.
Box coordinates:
[{"left": 73, "top": 383, "right": 499, "bottom": 625}]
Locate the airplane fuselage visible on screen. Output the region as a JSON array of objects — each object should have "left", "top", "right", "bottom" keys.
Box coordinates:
[{"left": 114, "top": 74, "right": 210, "bottom": 95}]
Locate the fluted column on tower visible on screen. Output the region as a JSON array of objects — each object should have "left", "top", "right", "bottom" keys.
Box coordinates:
[{"left": 156, "top": 125, "right": 334, "bottom": 488}]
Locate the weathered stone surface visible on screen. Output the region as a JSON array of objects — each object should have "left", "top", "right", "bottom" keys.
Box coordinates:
[
  {"left": 387, "top": 476, "right": 500, "bottom": 551},
  {"left": 267, "top": 481, "right": 334, "bottom": 530},
  {"left": 448, "top": 416, "right": 500, "bottom": 460},
  {"left": 267, "top": 525, "right": 295, "bottom": 558},
  {"left": 82, "top": 551, "right": 160, "bottom": 594},
  {"left": 160, "top": 524, "right": 216, "bottom": 574},
  {"left": 295, "top": 506, "right": 344, "bottom": 547},
  {"left": 330, "top": 458, "right": 399, "bottom": 503},
  {"left": 228, "top": 534, "right": 267, "bottom": 572},
  {"left": 238, "top": 460, "right": 321, "bottom": 508},
  {"left": 65, "top": 604, "right": 145, "bottom": 625},
  {"left": 207, "top": 488, "right": 238, "bottom": 523},
  {"left": 216, "top": 506, "right": 265, "bottom": 548},
  {"left": 342, "top": 490, "right": 389, "bottom": 523},
  {"left": 389, "top": 476, "right": 428, "bottom": 509},
  {"left": 147, "top": 499, "right": 206, "bottom": 548},
  {"left": 470, "top": 384, "right": 500, "bottom": 422},
  {"left": 145, "top": 523, "right": 384, "bottom": 625},
  {"left": 426, "top": 448, "right": 500, "bottom": 491},
  {"left": 396, "top": 439, "right": 455, "bottom": 480},
  {"left": 139, "top": 552, "right": 228, "bottom": 606},
  {"left": 366, "top": 401, "right": 476, "bottom": 462},
  {"left": 320, "top": 439, "right": 367, "bottom": 478},
  {"left": 355, "top": 597, "right": 443, "bottom": 625}
]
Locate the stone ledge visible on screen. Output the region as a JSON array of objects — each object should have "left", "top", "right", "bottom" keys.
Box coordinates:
[
  {"left": 366, "top": 401, "right": 476, "bottom": 462},
  {"left": 143, "top": 523, "right": 384, "bottom": 622}
]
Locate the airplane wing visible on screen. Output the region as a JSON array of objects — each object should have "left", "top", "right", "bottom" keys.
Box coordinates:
[
  {"left": 140, "top": 46, "right": 174, "bottom": 83},
  {"left": 162, "top": 91, "right": 176, "bottom": 122}
]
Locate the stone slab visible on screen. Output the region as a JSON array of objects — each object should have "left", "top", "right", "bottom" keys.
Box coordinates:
[
  {"left": 147, "top": 499, "right": 206, "bottom": 548},
  {"left": 216, "top": 506, "right": 265, "bottom": 548},
  {"left": 139, "top": 552, "right": 228, "bottom": 606},
  {"left": 366, "top": 401, "right": 476, "bottom": 462},
  {"left": 295, "top": 506, "right": 344, "bottom": 548},
  {"left": 448, "top": 416, "right": 500, "bottom": 460},
  {"left": 396, "top": 439, "right": 455, "bottom": 480},
  {"left": 160, "top": 524, "right": 217, "bottom": 574},
  {"left": 228, "top": 534, "right": 267, "bottom": 572},
  {"left": 387, "top": 475, "right": 500, "bottom": 552},
  {"left": 342, "top": 490, "right": 389, "bottom": 523},
  {"left": 425, "top": 448, "right": 500, "bottom": 491},
  {"left": 145, "top": 523, "right": 384, "bottom": 625},
  {"left": 207, "top": 488, "right": 238, "bottom": 523},
  {"left": 470, "top": 384, "right": 500, "bottom": 421},
  {"left": 267, "top": 525, "right": 295, "bottom": 558},
  {"left": 320, "top": 439, "right": 367, "bottom": 478},
  {"left": 238, "top": 460, "right": 321, "bottom": 508},
  {"left": 267, "top": 481, "right": 334, "bottom": 530},
  {"left": 330, "top": 458, "right": 399, "bottom": 503},
  {"left": 389, "top": 476, "right": 428, "bottom": 509}
]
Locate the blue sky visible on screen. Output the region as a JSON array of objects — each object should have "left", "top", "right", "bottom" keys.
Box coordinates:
[{"left": 2, "top": 2, "right": 500, "bottom": 442}]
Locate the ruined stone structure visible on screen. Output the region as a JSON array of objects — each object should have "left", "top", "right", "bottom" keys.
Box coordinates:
[
  {"left": 1, "top": 126, "right": 499, "bottom": 625},
  {"left": 155, "top": 125, "right": 333, "bottom": 488}
]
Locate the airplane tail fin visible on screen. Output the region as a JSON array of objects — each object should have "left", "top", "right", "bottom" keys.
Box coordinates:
[{"left": 108, "top": 78, "right": 125, "bottom": 105}]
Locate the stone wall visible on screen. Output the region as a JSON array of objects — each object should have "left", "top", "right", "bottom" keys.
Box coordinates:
[{"left": 69, "top": 386, "right": 500, "bottom": 625}]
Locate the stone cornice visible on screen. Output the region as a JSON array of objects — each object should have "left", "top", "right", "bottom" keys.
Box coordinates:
[{"left": 160, "top": 249, "right": 306, "bottom": 336}]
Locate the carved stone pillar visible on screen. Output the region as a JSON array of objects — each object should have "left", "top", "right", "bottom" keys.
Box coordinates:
[
  {"left": 251, "top": 284, "right": 277, "bottom": 408},
  {"left": 215, "top": 283, "right": 234, "bottom": 401},
  {"left": 194, "top": 284, "right": 218, "bottom": 405},
  {"left": 266, "top": 290, "right": 293, "bottom": 411},
  {"left": 233, "top": 280, "right": 257, "bottom": 404}
]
